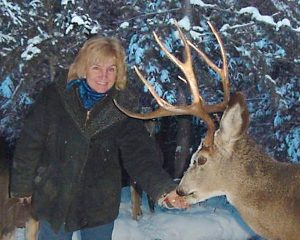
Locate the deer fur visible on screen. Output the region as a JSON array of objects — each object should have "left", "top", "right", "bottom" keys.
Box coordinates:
[
  {"left": 0, "top": 166, "right": 38, "bottom": 240},
  {"left": 177, "top": 92, "right": 300, "bottom": 240}
]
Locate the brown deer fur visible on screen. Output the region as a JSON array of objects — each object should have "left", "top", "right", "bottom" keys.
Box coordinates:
[
  {"left": 177, "top": 93, "right": 300, "bottom": 240},
  {"left": 0, "top": 138, "right": 38, "bottom": 240}
]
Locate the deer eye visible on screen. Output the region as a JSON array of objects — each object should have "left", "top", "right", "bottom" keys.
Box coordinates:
[{"left": 197, "top": 156, "right": 207, "bottom": 165}]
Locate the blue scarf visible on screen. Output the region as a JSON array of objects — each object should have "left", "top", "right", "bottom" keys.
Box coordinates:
[{"left": 67, "top": 79, "right": 106, "bottom": 110}]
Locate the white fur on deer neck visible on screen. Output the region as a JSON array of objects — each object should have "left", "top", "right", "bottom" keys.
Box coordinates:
[{"left": 189, "top": 142, "right": 203, "bottom": 167}]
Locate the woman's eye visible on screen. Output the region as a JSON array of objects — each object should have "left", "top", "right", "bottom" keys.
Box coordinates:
[
  {"left": 92, "top": 66, "right": 100, "bottom": 70},
  {"left": 109, "top": 67, "right": 116, "bottom": 73}
]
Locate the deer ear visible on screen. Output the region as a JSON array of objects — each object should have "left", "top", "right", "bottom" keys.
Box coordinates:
[{"left": 218, "top": 92, "right": 249, "bottom": 144}]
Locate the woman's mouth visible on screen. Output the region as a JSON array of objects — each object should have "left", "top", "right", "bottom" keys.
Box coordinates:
[{"left": 96, "top": 81, "right": 107, "bottom": 85}]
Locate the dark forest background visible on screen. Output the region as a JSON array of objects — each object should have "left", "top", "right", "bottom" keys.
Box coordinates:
[{"left": 1, "top": 0, "right": 299, "bottom": 177}]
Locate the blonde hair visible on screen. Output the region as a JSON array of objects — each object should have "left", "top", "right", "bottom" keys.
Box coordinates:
[{"left": 67, "top": 36, "right": 127, "bottom": 90}]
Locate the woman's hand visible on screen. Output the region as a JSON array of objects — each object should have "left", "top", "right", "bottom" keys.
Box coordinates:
[{"left": 158, "top": 189, "right": 189, "bottom": 209}]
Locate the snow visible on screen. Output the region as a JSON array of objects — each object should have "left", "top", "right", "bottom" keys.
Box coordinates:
[
  {"left": 14, "top": 187, "right": 259, "bottom": 240},
  {"left": 0, "top": 0, "right": 24, "bottom": 25},
  {"left": 237, "top": 6, "right": 300, "bottom": 32},
  {"left": 21, "top": 35, "right": 47, "bottom": 60},
  {"left": 90, "top": 25, "right": 100, "bottom": 34},
  {"left": 160, "top": 69, "right": 170, "bottom": 83},
  {"left": 219, "top": 22, "right": 254, "bottom": 33},
  {"left": 265, "top": 75, "right": 276, "bottom": 85},
  {"left": 61, "top": 0, "right": 75, "bottom": 5},
  {"left": 178, "top": 16, "right": 191, "bottom": 31},
  {"left": 238, "top": 7, "right": 276, "bottom": 26},
  {"left": 286, "top": 127, "right": 300, "bottom": 163},
  {"left": 234, "top": 46, "right": 251, "bottom": 58},
  {"left": 0, "top": 76, "right": 14, "bottom": 98},
  {"left": 129, "top": 42, "right": 145, "bottom": 65},
  {"left": 276, "top": 18, "right": 291, "bottom": 29},
  {"left": 175, "top": 146, "right": 183, "bottom": 155},
  {"left": 190, "top": 30, "right": 202, "bottom": 41},
  {"left": 120, "top": 22, "right": 130, "bottom": 29},
  {"left": 84, "top": 187, "right": 258, "bottom": 240},
  {"left": 71, "top": 15, "right": 85, "bottom": 25},
  {"left": 21, "top": 45, "right": 41, "bottom": 60},
  {"left": 274, "top": 112, "right": 283, "bottom": 128},
  {"left": 65, "top": 24, "right": 74, "bottom": 34},
  {"left": 0, "top": 33, "right": 16, "bottom": 43},
  {"left": 190, "top": 0, "right": 217, "bottom": 8}
]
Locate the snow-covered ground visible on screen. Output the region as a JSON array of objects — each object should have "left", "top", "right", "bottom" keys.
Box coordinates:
[
  {"left": 87, "top": 187, "right": 261, "bottom": 240},
  {"left": 16, "top": 187, "right": 263, "bottom": 240}
]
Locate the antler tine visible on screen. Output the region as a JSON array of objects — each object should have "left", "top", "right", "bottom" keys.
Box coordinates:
[
  {"left": 188, "top": 21, "right": 230, "bottom": 113},
  {"left": 113, "top": 65, "right": 194, "bottom": 120},
  {"left": 113, "top": 99, "right": 181, "bottom": 120},
  {"left": 153, "top": 21, "right": 202, "bottom": 105}
]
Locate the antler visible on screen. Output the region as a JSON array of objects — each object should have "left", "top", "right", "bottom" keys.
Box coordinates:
[
  {"left": 188, "top": 21, "right": 230, "bottom": 113},
  {"left": 114, "top": 21, "right": 229, "bottom": 148}
]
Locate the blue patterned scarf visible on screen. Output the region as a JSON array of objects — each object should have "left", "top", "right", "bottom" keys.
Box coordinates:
[{"left": 67, "top": 79, "right": 106, "bottom": 110}]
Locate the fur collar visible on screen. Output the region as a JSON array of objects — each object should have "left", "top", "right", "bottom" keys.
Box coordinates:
[{"left": 54, "top": 70, "right": 139, "bottom": 138}]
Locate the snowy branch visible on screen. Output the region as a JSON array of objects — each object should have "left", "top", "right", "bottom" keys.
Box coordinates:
[
  {"left": 237, "top": 6, "right": 300, "bottom": 32},
  {"left": 116, "top": 8, "right": 181, "bottom": 24}
]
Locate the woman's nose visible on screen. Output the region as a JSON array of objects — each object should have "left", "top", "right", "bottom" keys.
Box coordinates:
[{"left": 97, "top": 69, "right": 105, "bottom": 78}]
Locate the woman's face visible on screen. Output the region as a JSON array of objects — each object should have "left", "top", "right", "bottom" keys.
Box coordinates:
[{"left": 86, "top": 57, "right": 117, "bottom": 93}]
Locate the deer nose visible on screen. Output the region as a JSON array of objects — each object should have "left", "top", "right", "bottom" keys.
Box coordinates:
[{"left": 176, "top": 187, "right": 186, "bottom": 197}]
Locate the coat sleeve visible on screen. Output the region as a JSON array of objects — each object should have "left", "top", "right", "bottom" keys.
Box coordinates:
[
  {"left": 10, "top": 89, "right": 49, "bottom": 198},
  {"left": 117, "top": 118, "right": 177, "bottom": 201}
]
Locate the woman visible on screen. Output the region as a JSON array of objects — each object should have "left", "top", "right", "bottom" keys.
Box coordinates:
[{"left": 10, "top": 36, "right": 187, "bottom": 240}]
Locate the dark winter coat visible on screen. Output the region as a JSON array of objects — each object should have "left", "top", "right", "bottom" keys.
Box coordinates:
[{"left": 10, "top": 70, "right": 176, "bottom": 232}]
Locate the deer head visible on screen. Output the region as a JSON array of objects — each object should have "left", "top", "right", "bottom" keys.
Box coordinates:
[{"left": 176, "top": 92, "right": 250, "bottom": 204}]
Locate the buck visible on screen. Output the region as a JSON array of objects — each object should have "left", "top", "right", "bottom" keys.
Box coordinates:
[{"left": 114, "top": 21, "right": 300, "bottom": 240}]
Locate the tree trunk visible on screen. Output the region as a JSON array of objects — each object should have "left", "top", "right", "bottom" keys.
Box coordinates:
[{"left": 173, "top": 87, "right": 191, "bottom": 179}]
